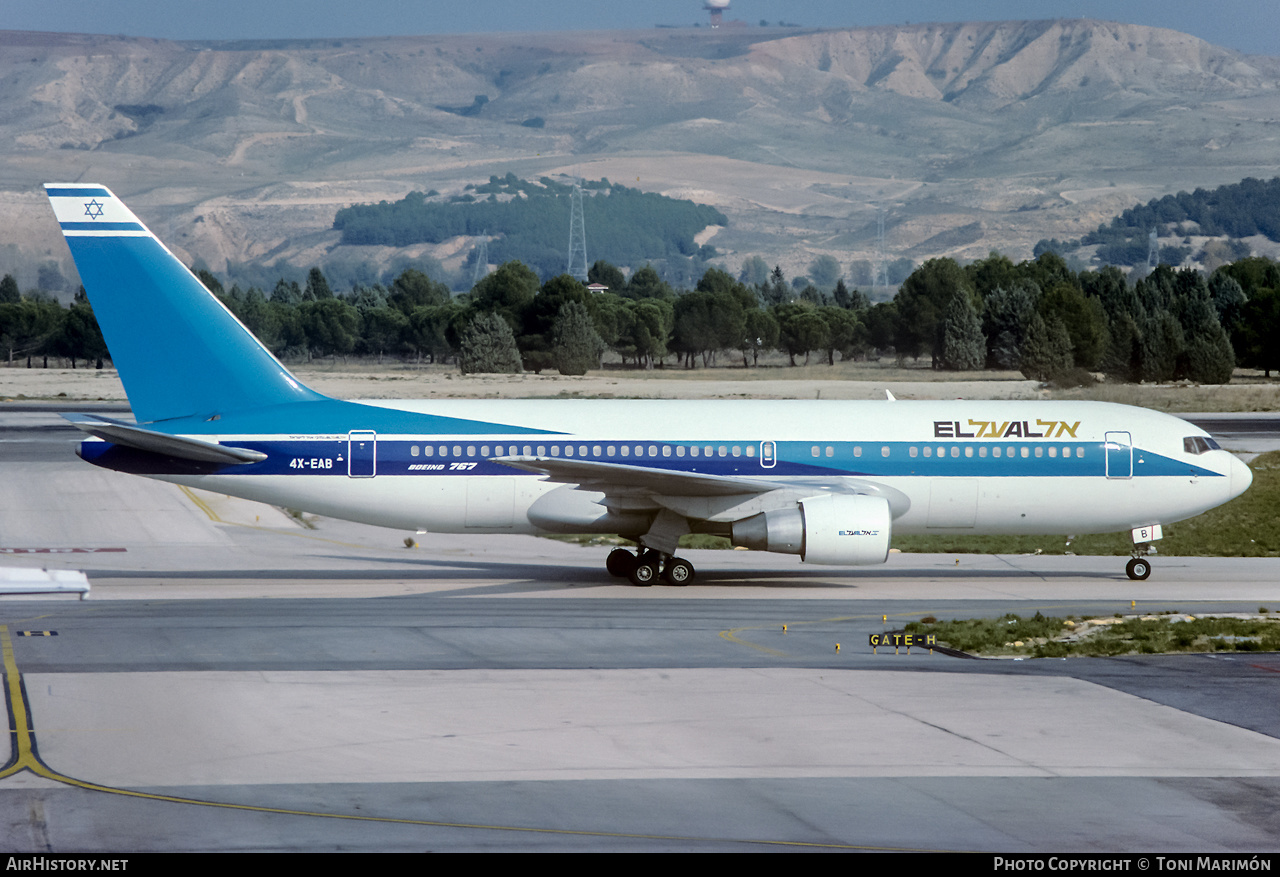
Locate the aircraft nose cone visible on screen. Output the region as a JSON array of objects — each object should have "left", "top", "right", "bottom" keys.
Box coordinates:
[{"left": 1229, "top": 454, "right": 1253, "bottom": 500}]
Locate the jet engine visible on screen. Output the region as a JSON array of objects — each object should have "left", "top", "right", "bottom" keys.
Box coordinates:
[{"left": 730, "top": 494, "right": 891, "bottom": 565}]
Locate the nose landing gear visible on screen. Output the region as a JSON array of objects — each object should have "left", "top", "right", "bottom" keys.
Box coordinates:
[{"left": 1125, "top": 555, "right": 1152, "bottom": 581}]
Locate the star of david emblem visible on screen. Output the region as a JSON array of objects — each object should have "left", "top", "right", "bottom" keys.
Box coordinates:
[{"left": 83, "top": 199, "right": 104, "bottom": 220}]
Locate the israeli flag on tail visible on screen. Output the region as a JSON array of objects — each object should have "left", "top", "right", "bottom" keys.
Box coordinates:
[{"left": 46, "top": 184, "right": 326, "bottom": 425}]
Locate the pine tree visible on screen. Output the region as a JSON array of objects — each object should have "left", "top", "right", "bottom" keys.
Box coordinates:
[
  {"left": 1019, "top": 312, "right": 1072, "bottom": 381},
  {"left": 552, "top": 300, "right": 605, "bottom": 375},
  {"left": 982, "top": 283, "right": 1037, "bottom": 370},
  {"left": 937, "top": 291, "right": 985, "bottom": 370},
  {"left": 459, "top": 312, "right": 523, "bottom": 374}
]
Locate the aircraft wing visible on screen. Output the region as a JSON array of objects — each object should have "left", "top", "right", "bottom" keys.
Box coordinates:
[
  {"left": 496, "top": 455, "right": 911, "bottom": 516},
  {"left": 495, "top": 456, "right": 779, "bottom": 497},
  {"left": 62, "top": 413, "right": 268, "bottom": 465}
]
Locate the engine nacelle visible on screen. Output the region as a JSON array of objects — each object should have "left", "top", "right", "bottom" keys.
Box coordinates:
[{"left": 730, "top": 494, "right": 891, "bottom": 565}]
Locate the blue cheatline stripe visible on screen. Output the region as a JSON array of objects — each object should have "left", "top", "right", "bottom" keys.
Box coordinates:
[
  {"left": 46, "top": 187, "right": 111, "bottom": 198},
  {"left": 59, "top": 222, "right": 147, "bottom": 232},
  {"left": 80, "top": 434, "right": 1222, "bottom": 480}
]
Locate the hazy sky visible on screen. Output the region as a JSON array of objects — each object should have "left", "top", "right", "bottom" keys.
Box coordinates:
[{"left": 4, "top": 1, "right": 1276, "bottom": 56}]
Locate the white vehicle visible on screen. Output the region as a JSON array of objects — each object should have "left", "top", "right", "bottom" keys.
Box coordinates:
[{"left": 48, "top": 184, "right": 1252, "bottom": 584}]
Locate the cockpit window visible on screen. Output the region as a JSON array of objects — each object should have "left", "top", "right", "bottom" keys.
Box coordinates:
[{"left": 1183, "top": 436, "right": 1221, "bottom": 455}]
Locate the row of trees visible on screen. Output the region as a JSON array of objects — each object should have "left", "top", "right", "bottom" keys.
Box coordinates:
[
  {"left": 203, "top": 251, "right": 1277, "bottom": 383},
  {"left": 0, "top": 276, "right": 106, "bottom": 367},
  {"left": 4, "top": 250, "right": 1279, "bottom": 382},
  {"left": 886, "top": 255, "right": 1243, "bottom": 384}
]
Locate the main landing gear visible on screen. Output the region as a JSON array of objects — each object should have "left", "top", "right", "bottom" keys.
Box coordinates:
[{"left": 606, "top": 548, "right": 696, "bottom": 587}]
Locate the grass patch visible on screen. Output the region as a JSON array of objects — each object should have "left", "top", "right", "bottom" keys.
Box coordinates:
[{"left": 905, "top": 611, "right": 1280, "bottom": 658}]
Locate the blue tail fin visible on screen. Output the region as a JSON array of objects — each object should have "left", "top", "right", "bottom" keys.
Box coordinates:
[{"left": 46, "top": 184, "right": 327, "bottom": 424}]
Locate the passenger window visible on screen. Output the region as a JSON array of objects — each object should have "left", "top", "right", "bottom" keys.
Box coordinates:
[
  {"left": 951, "top": 447, "right": 959, "bottom": 458},
  {"left": 677, "top": 446, "right": 685, "bottom": 457},
  {"left": 467, "top": 446, "right": 475, "bottom": 457},
  {"left": 993, "top": 447, "right": 1001, "bottom": 458},
  {"left": 424, "top": 446, "right": 433, "bottom": 457},
  {"left": 923, "top": 447, "right": 931, "bottom": 457},
  {"left": 410, "top": 445, "right": 419, "bottom": 457},
  {"left": 881, "top": 446, "right": 890, "bottom": 457},
  {"left": 1021, "top": 447, "right": 1029, "bottom": 458},
  {"left": 853, "top": 446, "right": 862, "bottom": 457},
  {"left": 812, "top": 446, "right": 820, "bottom": 457},
  {"left": 746, "top": 446, "right": 755, "bottom": 457},
  {"left": 621, "top": 446, "right": 629, "bottom": 457},
  {"left": 733, "top": 446, "right": 742, "bottom": 457},
  {"left": 825, "top": 446, "right": 833, "bottom": 457},
  {"left": 593, "top": 445, "right": 602, "bottom": 456},
  {"left": 965, "top": 447, "right": 973, "bottom": 458},
  {"left": 550, "top": 446, "right": 560, "bottom": 456},
  {"left": 979, "top": 446, "right": 987, "bottom": 457},
  {"left": 453, "top": 445, "right": 462, "bottom": 457},
  {"left": 910, "top": 446, "right": 918, "bottom": 458},
  {"left": 719, "top": 446, "right": 727, "bottom": 457},
  {"left": 649, "top": 445, "right": 658, "bottom": 457}
]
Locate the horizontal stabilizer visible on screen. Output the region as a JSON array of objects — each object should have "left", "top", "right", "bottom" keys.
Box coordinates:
[{"left": 62, "top": 413, "right": 267, "bottom": 465}]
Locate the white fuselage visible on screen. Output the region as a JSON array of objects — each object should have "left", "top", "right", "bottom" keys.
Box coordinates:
[{"left": 126, "top": 399, "right": 1248, "bottom": 542}]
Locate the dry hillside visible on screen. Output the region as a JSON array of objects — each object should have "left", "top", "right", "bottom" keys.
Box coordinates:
[{"left": 1, "top": 20, "right": 1278, "bottom": 289}]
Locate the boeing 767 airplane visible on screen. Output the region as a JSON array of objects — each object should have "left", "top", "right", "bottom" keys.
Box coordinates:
[{"left": 46, "top": 184, "right": 1251, "bottom": 584}]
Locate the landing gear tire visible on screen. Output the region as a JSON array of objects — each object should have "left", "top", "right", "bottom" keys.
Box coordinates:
[
  {"left": 606, "top": 548, "right": 637, "bottom": 578},
  {"left": 1126, "top": 557, "right": 1152, "bottom": 581},
  {"left": 628, "top": 557, "right": 660, "bottom": 587},
  {"left": 663, "top": 557, "right": 695, "bottom": 586}
]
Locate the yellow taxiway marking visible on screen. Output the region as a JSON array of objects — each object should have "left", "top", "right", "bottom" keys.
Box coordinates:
[{"left": 0, "top": 623, "right": 955, "bottom": 851}]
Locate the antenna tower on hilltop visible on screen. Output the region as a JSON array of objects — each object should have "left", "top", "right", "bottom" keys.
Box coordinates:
[
  {"left": 471, "top": 233, "right": 489, "bottom": 287},
  {"left": 873, "top": 209, "right": 889, "bottom": 291},
  {"left": 567, "top": 181, "right": 589, "bottom": 281}
]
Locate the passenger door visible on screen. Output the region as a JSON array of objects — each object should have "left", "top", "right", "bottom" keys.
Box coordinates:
[
  {"left": 348, "top": 430, "right": 376, "bottom": 478},
  {"left": 1105, "top": 431, "right": 1132, "bottom": 479}
]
